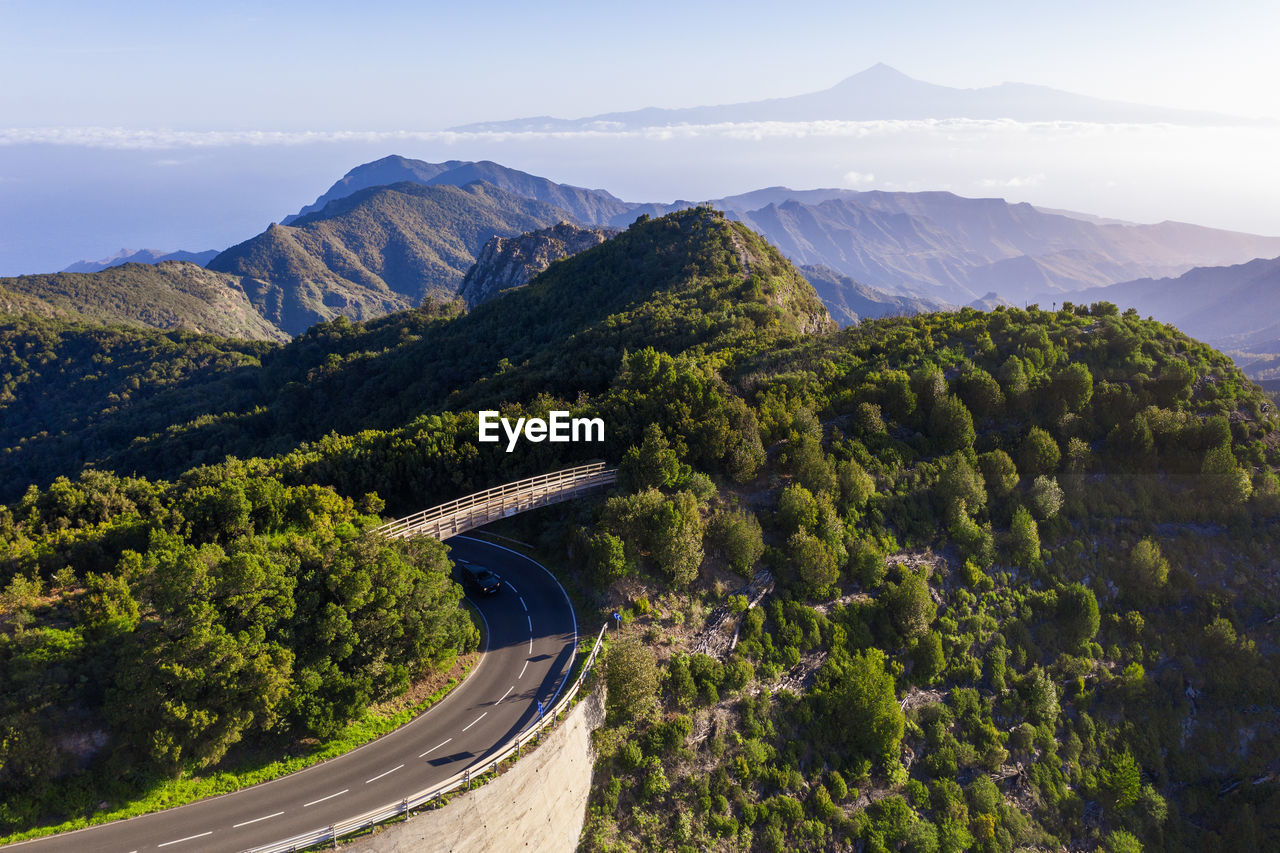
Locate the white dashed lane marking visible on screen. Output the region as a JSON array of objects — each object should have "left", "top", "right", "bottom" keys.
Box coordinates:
[
  {"left": 519, "top": 596, "right": 527, "bottom": 611},
  {"left": 519, "top": 660, "right": 529, "bottom": 679},
  {"left": 462, "top": 712, "right": 487, "bottom": 732},
  {"left": 505, "top": 581, "right": 519, "bottom": 594},
  {"left": 233, "top": 811, "right": 284, "bottom": 828},
  {"left": 497, "top": 685, "right": 513, "bottom": 704},
  {"left": 303, "top": 789, "right": 348, "bottom": 808},
  {"left": 157, "top": 831, "right": 212, "bottom": 848},
  {"left": 419, "top": 738, "right": 451, "bottom": 758},
  {"left": 365, "top": 764, "right": 403, "bottom": 784},
  {"left": 527, "top": 615, "right": 532, "bottom": 631}
]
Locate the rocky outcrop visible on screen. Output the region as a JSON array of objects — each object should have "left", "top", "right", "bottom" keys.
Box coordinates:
[{"left": 458, "top": 222, "right": 619, "bottom": 308}]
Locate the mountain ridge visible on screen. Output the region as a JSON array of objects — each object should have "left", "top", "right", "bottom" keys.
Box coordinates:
[
  {"left": 210, "top": 180, "right": 573, "bottom": 335},
  {"left": 61, "top": 248, "right": 220, "bottom": 274},
  {"left": 452, "top": 63, "right": 1246, "bottom": 132},
  {"left": 285, "top": 156, "right": 634, "bottom": 226},
  {"left": 0, "top": 261, "right": 288, "bottom": 341}
]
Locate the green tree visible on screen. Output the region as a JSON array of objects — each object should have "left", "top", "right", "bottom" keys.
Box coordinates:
[
  {"left": 1027, "top": 475, "right": 1064, "bottom": 519},
  {"left": 790, "top": 434, "right": 837, "bottom": 496},
  {"left": 959, "top": 367, "right": 1005, "bottom": 421},
  {"left": 930, "top": 395, "right": 976, "bottom": 453},
  {"left": 709, "top": 510, "right": 765, "bottom": 576},
  {"left": 605, "top": 636, "right": 659, "bottom": 723},
  {"left": 1008, "top": 505, "right": 1041, "bottom": 568},
  {"left": 651, "top": 491, "right": 705, "bottom": 587},
  {"left": 1129, "top": 537, "right": 1169, "bottom": 589},
  {"left": 789, "top": 529, "right": 839, "bottom": 597},
  {"left": 837, "top": 458, "right": 876, "bottom": 510},
  {"left": 816, "top": 648, "right": 905, "bottom": 764},
  {"left": 621, "top": 423, "right": 682, "bottom": 490},
  {"left": 1052, "top": 361, "right": 1094, "bottom": 412},
  {"left": 1201, "top": 444, "right": 1252, "bottom": 507},
  {"left": 887, "top": 572, "right": 936, "bottom": 640},
  {"left": 778, "top": 483, "right": 819, "bottom": 532},
  {"left": 1018, "top": 427, "right": 1061, "bottom": 478},
  {"left": 1103, "top": 829, "right": 1143, "bottom": 853},
  {"left": 979, "top": 449, "right": 1020, "bottom": 497},
  {"left": 913, "top": 631, "right": 945, "bottom": 684},
  {"left": 1057, "top": 583, "right": 1100, "bottom": 648},
  {"left": 584, "top": 530, "right": 630, "bottom": 583},
  {"left": 1100, "top": 750, "right": 1142, "bottom": 814},
  {"left": 938, "top": 453, "right": 987, "bottom": 515}
]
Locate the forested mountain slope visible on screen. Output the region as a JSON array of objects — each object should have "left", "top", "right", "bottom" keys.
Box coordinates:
[
  {"left": 208, "top": 181, "right": 572, "bottom": 334},
  {"left": 0, "top": 208, "right": 830, "bottom": 504},
  {"left": 2, "top": 207, "right": 1278, "bottom": 850},
  {"left": 0, "top": 262, "right": 287, "bottom": 342}
]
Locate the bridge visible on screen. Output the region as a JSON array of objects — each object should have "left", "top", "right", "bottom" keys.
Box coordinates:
[{"left": 374, "top": 461, "right": 618, "bottom": 540}]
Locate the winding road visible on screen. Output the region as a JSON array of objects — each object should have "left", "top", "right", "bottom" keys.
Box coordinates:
[{"left": 10, "top": 536, "right": 578, "bottom": 853}]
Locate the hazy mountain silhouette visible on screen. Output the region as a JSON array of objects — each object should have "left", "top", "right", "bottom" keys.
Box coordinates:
[
  {"left": 61, "top": 248, "right": 220, "bottom": 274},
  {"left": 453, "top": 64, "right": 1244, "bottom": 131}
]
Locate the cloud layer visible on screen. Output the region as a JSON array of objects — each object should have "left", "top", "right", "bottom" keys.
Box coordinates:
[{"left": 0, "top": 118, "right": 1231, "bottom": 150}]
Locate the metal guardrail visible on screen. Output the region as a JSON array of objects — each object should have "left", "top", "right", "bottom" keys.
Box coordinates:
[
  {"left": 373, "top": 462, "right": 617, "bottom": 540},
  {"left": 242, "top": 623, "right": 609, "bottom": 853}
]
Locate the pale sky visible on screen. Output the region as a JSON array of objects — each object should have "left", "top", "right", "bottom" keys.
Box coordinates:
[
  {"left": 1, "top": 0, "right": 1277, "bottom": 129},
  {"left": 2, "top": 0, "right": 1279, "bottom": 275}
]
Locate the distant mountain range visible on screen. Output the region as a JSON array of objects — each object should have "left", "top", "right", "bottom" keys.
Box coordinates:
[
  {"left": 62, "top": 248, "right": 220, "bottom": 274},
  {"left": 280, "top": 157, "right": 1280, "bottom": 307},
  {"left": 452, "top": 63, "right": 1245, "bottom": 132},
  {"left": 12, "top": 154, "right": 1280, "bottom": 374},
  {"left": 726, "top": 191, "right": 1280, "bottom": 304}
]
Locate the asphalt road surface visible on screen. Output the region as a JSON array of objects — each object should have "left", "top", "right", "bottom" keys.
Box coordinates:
[{"left": 10, "top": 536, "right": 578, "bottom": 853}]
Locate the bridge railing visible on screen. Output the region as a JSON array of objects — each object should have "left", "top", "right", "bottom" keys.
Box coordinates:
[
  {"left": 373, "top": 462, "right": 617, "bottom": 540},
  {"left": 241, "top": 623, "right": 609, "bottom": 853}
]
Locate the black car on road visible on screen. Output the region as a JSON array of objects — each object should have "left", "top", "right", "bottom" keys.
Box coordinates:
[{"left": 456, "top": 562, "right": 501, "bottom": 596}]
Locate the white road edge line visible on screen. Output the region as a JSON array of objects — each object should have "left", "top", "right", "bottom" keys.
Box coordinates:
[
  {"left": 365, "top": 764, "right": 404, "bottom": 784},
  {"left": 419, "top": 738, "right": 452, "bottom": 758},
  {"left": 233, "top": 811, "right": 284, "bottom": 828},
  {"left": 519, "top": 660, "right": 529, "bottom": 678},
  {"left": 462, "top": 711, "right": 487, "bottom": 731},
  {"left": 303, "top": 788, "right": 349, "bottom": 808},
  {"left": 497, "top": 685, "right": 514, "bottom": 704},
  {"left": 157, "top": 831, "right": 213, "bottom": 848},
  {"left": 519, "top": 596, "right": 527, "bottom": 611}
]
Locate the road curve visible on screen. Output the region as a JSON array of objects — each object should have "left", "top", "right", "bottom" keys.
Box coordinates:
[{"left": 9, "top": 536, "right": 577, "bottom": 853}]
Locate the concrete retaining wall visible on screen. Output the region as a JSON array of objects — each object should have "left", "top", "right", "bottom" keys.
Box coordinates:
[{"left": 343, "top": 688, "right": 605, "bottom": 853}]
